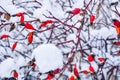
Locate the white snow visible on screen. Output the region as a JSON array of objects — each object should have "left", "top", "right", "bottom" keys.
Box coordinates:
[
  {"left": 90, "top": 27, "right": 117, "bottom": 39},
  {"left": 15, "top": 56, "right": 26, "bottom": 67},
  {"left": 0, "top": 0, "right": 120, "bottom": 79},
  {"left": 66, "top": 33, "right": 77, "bottom": 48},
  {"left": 0, "top": 58, "right": 15, "bottom": 78},
  {"left": 32, "top": 44, "right": 63, "bottom": 73}
]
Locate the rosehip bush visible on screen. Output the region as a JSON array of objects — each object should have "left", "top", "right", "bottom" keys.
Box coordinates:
[{"left": 0, "top": 0, "right": 120, "bottom": 80}]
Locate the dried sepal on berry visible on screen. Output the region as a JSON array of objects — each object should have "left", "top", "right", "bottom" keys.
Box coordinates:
[{"left": 98, "top": 57, "right": 105, "bottom": 62}]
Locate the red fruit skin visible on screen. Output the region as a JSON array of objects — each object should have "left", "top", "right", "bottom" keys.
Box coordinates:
[
  {"left": 12, "top": 42, "right": 17, "bottom": 51},
  {"left": 20, "top": 15, "right": 24, "bottom": 23},
  {"left": 116, "top": 27, "right": 120, "bottom": 34},
  {"left": 40, "top": 20, "right": 52, "bottom": 27},
  {"left": 1, "top": 34, "right": 9, "bottom": 39},
  {"left": 89, "top": 65, "right": 95, "bottom": 73},
  {"left": 46, "top": 74, "right": 53, "bottom": 80},
  {"left": 53, "top": 68, "right": 61, "bottom": 74},
  {"left": 115, "top": 41, "right": 120, "bottom": 45},
  {"left": 82, "top": 70, "right": 88, "bottom": 74},
  {"left": 40, "top": 22, "right": 47, "bottom": 27},
  {"left": 46, "top": 20, "right": 53, "bottom": 24},
  {"left": 13, "top": 72, "right": 18, "bottom": 78},
  {"left": 69, "top": 75, "right": 75, "bottom": 80},
  {"left": 16, "top": 12, "right": 25, "bottom": 17},
  {"left": 25, "top": 23, "right": 36, "bottom": 30},
  {"left": 90, "top": 15, "right": 95, "bottom": 23},
  {"left": 27, "top": 32, "right": 33, "bottom": 43},
  {"left": 117, "top": 51, "right": 120, "bottom": 55},
  {"left": 72, "top": 8, "right": 80, "bottom": 15},
  {"left": 74, "top": 65, "right": 79, "bottom": 77},
  {"left": 88, "top": 54, "right": 94, "bottom": 62},
  {"left": 113, "top": 19, "right": 120, "bottom": 27},
  {"left": 32, "top": 63, "right": 36, "bottom": 70}
]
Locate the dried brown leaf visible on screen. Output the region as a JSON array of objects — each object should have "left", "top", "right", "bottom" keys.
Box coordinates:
[
  {"left": 4, "top": 13, "right": 10, "bottom": 20},
  {"left": 12, "top": 0, "right": 15, "bottom": 4},
  {"left": 117, "top": 34, "right": 120, "bottom": 39},
  {"left": 96, "top": 3, "right": 101, "bottom": 15},
  {"left": 9, "top": 23, "right": 15, "bottom": 32},
  {"left": 0, "top": 11, "right": 3, "bottom": 16}
]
